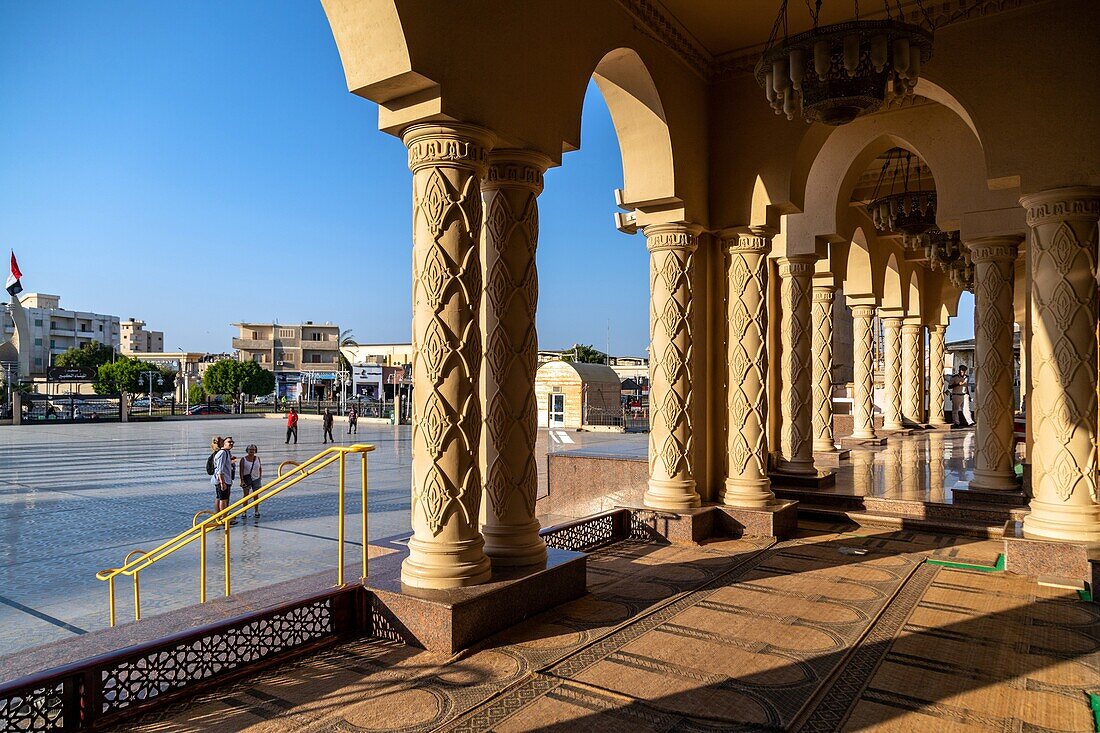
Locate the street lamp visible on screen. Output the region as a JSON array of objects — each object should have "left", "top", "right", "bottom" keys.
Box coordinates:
[{"left": 139, "top": 370, "right": 164, "bottom": 417}]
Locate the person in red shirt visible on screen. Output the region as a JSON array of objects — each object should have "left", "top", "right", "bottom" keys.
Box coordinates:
[{"left": 285, "top": 408, "right": 299, "bottom": 444}]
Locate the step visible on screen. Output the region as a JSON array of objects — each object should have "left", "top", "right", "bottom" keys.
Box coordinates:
[{"left": 796, "top": 504, "right": 1007, "bottom": 539}]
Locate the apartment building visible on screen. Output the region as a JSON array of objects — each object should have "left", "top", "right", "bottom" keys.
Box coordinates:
[
  {"left": 1, "top": 293, "right": 120, "bottom": 376},
  {"left": 340, "top": 343, "right": 414, "bottom": 368},
  {"left": 120, "top": 319, "right": 165, "bottom": 354},
  {"left": 232, "top": 321, "right": 341, "bottom": 399}
]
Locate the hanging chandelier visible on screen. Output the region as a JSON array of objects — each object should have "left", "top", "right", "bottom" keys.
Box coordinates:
[
  {"left": 920, "top": 229, "right": 973, "bottom": 292},
  {"left": 755, "top": 1, "right": 934, "bottom": 125},
  {"left": 866, "top": 149, "right": 936, "bottom": 236}
]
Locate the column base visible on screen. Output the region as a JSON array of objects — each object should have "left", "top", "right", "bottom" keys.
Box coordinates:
[
  {"left": 482, "top": 520, "right": 549, "bottom": 568},
  {"left": 952, "top": 486, "right": 1027, "bottom": 507},
  {"left": 400, "top": 536, "right": 493, "bottom": 590},
  {"left": 643, "top": 478, "right": 701, "bottom": 511},
  {"left": 769, "top": 469, "right": 836, "bottom": 489},
  {"left": 928, "top": 421, "right": 953, "bottom": 431},
  {"left": 373, "top": 546, "right": 586, "bottom": 653},
  {"left": 880, "top": 426, "right": 913, "bottom": 435},
  {"left": 719, "top": 477, "right": 774, "bottom": 509},
  {"left": 840, "top": 436, "right": 888, "bottom": 448},
  {"left": 813, "top": 449, "right": 851, "bottom": 468},
  {"left": 968, "top": 469, "right": 1019, "bottom": 493},
  {"left": 625, "top": 501, "right": 798, "bottom": 544},
  {"left": 1021, "top": 500, "right": 1100, "bottom": 544},
  {"left": 1003, "top": 520, "right": 1099, "bottom": 585},
  {"left": 773, "top": 458, "right": 818, "bottom": 476}
]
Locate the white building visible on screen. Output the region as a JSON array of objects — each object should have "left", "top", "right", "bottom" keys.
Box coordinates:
[{"left": 1, "top": 293, "right": 120, "bottom": 376}]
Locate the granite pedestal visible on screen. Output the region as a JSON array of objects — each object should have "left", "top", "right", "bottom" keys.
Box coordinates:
[
  {"left": 624, "top": 501, "right": 798, "bottom": 545},
  {"left": 839, "top": 436, "right": 888, "bottom": 449},
  {"left": 1002, "top": 520, "right": 1099, "bottom": 589},
  {"left": 952, "top": 486, "right": 1028, "bottom": 507},
  {"left": 813, "top": 449, "right": 851, "bottom": 467},
  {"left": 366, "top": 547, "right": 587, "bottom": 654},
  {"left": 769, "top": 470, "right": 837, "bottom": 489}
]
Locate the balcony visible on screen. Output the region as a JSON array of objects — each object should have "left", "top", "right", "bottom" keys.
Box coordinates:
[
  {"left": 302, "top": 339, "right": 340, "bottom": 350},
  {"left": 232, "top": 338, "right": 274, "bottom": 350}
]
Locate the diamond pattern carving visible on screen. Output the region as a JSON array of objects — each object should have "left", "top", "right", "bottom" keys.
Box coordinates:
[
  {"left": 647, "top": 228, "right": 697, "bottom": 501},
  {"left": 811, "top": 289, "right": 835, "bottom": 448},
  {"left": 882, "top": 318, "right": 904, "bottom": 429},
  {"left": 778, "top": 258, "right": 814, "bottom": 470},
  {"left": 478, "top": 162, "right": 545, "bottom": 556},
  {"left": 851, "top": 307, "right": 877, "bottom": 437}
]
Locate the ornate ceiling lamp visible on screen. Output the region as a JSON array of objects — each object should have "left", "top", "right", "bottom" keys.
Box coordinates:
[
  {"left": 755, "top": 0, "right": 934, "bottom": 125},
  {"left": 867, "top": 149, "right": 936, "bottom": 236},
  {"left": 920, "top": 229, "right": 973, "bottom": 291}
]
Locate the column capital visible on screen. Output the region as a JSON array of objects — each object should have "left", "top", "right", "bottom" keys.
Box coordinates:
[
  {"left": 901, "top": 317, "right": 923, "bottom": 332},
  {"left": 721, "top": 227, "right": 774, "bottom": 254},
  {"left": 402, "top": 123, "right": 495, "bottom": 175},
  {"left": 851, "top": 304, "right": 877, "bottom": 319},
  {"left": 968, "top": 236, "right": 1021, "bottom": 263},
  {"left": 928, "top": 323, "right": 947, "bottom": 334},
  {"left": 879, "top": 313, "right": 904, "bottom": 327},
  {"left": 1020, "top": 186, "right": 1100, "bottom": 227},
  {"left": 644, "top": 222, "right": 701, "bottom": 253},
  {"left": 777, "top": 254, "right": 817, "bottom": 277},
  {"left": 811, "top": 284, "right": 836, "bottom": 303},
  {"left": 485, "top": 149, "right": 552, "bottom": 194}
]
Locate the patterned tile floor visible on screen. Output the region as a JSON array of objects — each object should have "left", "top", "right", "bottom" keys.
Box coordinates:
[{"left": 114, "top": 522, "right": 1100, "bottom": 732}]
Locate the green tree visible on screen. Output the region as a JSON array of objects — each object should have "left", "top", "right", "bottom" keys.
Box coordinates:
[
  {"left": 203, "top": 359, "right": 275, "bottom": 397},
  {"left": 94, "top": 358, "right": 175, "bottom": 396},
  {"left": 570, "top": 343, "right": 606, "bottom": 364},
  {"left": 55, "top": 341, "right": 116, "bottom": 369}
]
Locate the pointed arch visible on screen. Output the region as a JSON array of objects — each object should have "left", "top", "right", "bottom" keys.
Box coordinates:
[
  {"left": 882, "top": 254, "right": 904, "bottom": 310},
  {"left": 590, "top": 48, "right": 676, "bottom": 208},
  {"left": 907, "top": 271, "right": 922, "bottom": 318}
]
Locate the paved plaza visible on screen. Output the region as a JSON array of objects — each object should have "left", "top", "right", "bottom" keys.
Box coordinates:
[{"left": 0, "top": 418, "right": 647, "bottom": 658}]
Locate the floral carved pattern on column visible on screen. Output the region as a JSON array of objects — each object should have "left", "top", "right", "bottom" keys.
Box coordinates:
[
  {"left": 970, "top": 239, "right": 1018, "bottom": 489},
  {"left": 881, "top": 317, "right": 904, "bottom": 430},
  {"left": 928, "top": 325, "right": 948, "bottom": 425},
  {"left": 778, "top": 257, "right": 815, "bottom": 473},
  {"left": 645, "top": 224, "right": 700, "bottom": 510},
  {"left": 851, "top": 306, "right": 877, "bottom": 439},
  {"left": 1027, "top": 196, "right": 1099, "bottom": 506},
  {"left": 811, "top": 286, "right": 836, "bottom": 451},
  {"left": 408, "top": 133, "right": 488, "bottom": 537},
  {"left": 722, "top": 231, "right": 771, "bottom": 505},
  {"left": 481, "top": 162, "right": 541, "bottom": 521},
  {"left": 902, "top": 321, "right": 922, "bottom": 425}
]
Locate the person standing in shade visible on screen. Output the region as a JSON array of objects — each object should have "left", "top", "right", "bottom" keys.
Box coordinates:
[
  {"left": 949, "top": 365, "right": 972, "bottom": 427},
  {"left": 285, "top": 407, "right": 299, "bottom": 444},
  {"left": 347, "top": 405, "right": 357, "bottom": 435},
  {"left": 322, "top": 408, "right": 335, "bottom": 443},
  {"left": 239, "top": 444, "right": 263, "bottom": 520}
]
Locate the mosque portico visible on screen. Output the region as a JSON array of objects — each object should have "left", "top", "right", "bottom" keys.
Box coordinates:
[{"left": 321, "top": 0, "right": 1100, "bottom": 580}]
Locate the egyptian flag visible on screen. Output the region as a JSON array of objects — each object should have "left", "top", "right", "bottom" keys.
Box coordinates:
[{"left": 6, "top": 252, "right": 22, "bottom": 296}]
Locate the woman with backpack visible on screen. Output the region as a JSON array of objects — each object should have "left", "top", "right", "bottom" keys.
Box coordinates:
[{"left": 239, "top": 444, "right": 263, "bottom": 520}]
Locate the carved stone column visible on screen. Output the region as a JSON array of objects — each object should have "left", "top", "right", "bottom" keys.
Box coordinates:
[
  {"left": 721, "top": 229, "right": 773, "bottom": 507},
  {"left": 968, "top": 236, "right": 1022, "bottom": 492},
  {"left": 881, "top": 315, "right": 905, "bottom": 431},
  {"left": 776, "top": 255, "right": 817, "bottom": 475},
  {"left": 401, "top": 123, "right": 493, "bottom": 589},
  {"left": 811, "top": 284, "right": 837, "bottom": 452},
  {"left": 644, "top": 223, "right": 701, "bottom": 511},
  {"left": 478, "top": 150, "right": 550, "bottom": 567},
  {"left": 1020, "top": 188, "right": 1100, "bottom": 542},
  {"left": 927, "top": 324, "right": 950, "bottom": 426},
  {"left": 901, "top": 318, "right": 923, "bottom": 426},
  {"left": 850, "top": 305, "right": 879, "bottom": 440}
]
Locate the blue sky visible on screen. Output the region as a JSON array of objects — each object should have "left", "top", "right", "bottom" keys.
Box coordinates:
[{"left": 0, "top": 2, "right": 971, "bottom": 355}]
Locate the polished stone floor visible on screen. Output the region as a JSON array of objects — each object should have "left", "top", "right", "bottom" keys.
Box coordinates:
[
  {"left": 112, "top": 521, "right": 1099, "bottom": 732},
  {"left": 0, "top": 420, "right": 642, "bottom": 657}
]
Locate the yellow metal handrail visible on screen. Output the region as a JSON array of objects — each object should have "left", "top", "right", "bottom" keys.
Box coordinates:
[{"left": 96, "top": 443, "right": 375, "bottom": 627}]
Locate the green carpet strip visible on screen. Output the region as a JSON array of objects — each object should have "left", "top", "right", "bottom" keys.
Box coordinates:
[
  {"left": 924, "top": 553, "right": 1005, "bottom": 572},
  {"left": 1088, "top": 692, "right": 1100, "bottom": 732}
]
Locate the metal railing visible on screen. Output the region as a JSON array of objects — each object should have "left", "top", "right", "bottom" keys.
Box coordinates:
[{"left": 95, "top": 443, "right": 376, "bottom": 627}]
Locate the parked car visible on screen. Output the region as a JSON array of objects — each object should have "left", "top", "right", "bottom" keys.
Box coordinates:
[
  {"left": 188, "top": 403, "right": 231, "bottom": 415},
  {"left": 255, "top": 394, "right": 276, "bottom": 405}
]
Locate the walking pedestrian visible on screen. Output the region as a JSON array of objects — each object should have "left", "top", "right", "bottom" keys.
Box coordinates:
[
  {"left": 285, "top": 408, "right": 298, "bottom": 444},
  {"left": 347, "top": 406, "right": 357, "bottom": 435},
  {"left": 239, "top": 444, "right": 263, "bottom": 519},
  {"left": 322, "top": 408, "right": 335, "bottom": 443},
  {"left": 210, "top": 436, "right": 237, "bottom": 525},
  {"left": 949, "top": 365, "right": 971, "bottom": 427}
]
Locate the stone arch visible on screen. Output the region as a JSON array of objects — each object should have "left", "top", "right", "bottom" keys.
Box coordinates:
[
  {"left": 882, "top": 254, "right": 904, "bottom": 310},
  {"left": 589, "top": 48, "right": 676, "bottom": 209},
  {"left": 907, "top": 271, "right": 922, "bottom": 318},
  {"left": 841, "top": 226, "right": 875, "bottom": 299}
]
